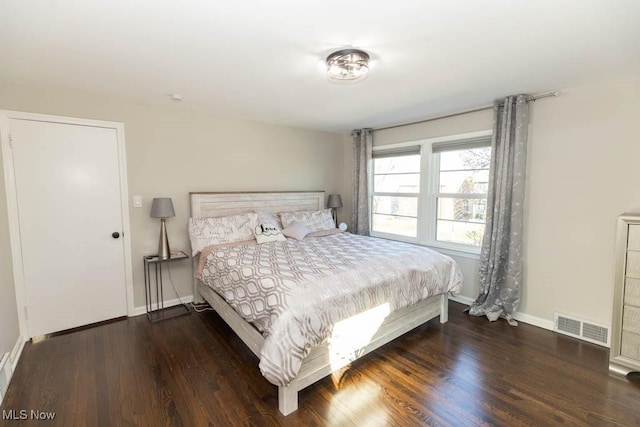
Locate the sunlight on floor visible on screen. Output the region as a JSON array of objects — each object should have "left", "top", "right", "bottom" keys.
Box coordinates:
[
  {"left": 328, "top": 303, "right": 390, "bottom": 373},
  {"left": 440, "top": 350, "right": 486, "bottom": 416},
  {"left": 330, "top": 383, "right": 389, "bottom": 426},
  {"left": 450, "top": 352, "right": 482, "bottom": 385}
]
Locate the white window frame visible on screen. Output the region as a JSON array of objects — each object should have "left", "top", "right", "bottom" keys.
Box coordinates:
[
  {"left": 370, "top": 130, "right": 492, "bottom": 256},
  {"left": 370, "top": 146, "right": 421, "bottom": 243}
]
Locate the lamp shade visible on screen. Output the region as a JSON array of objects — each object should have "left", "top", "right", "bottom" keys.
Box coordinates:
[
  {"left": 150, "top": 198, "right": 175, "bottom": 218},
  {"left": 327, "top": 194, "right": 343, "bottom": 209}
]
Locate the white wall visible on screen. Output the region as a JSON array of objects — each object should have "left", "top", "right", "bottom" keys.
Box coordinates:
[
  {"left": 524, "top": 74, "right": 640, "bottom": 326},
  {"left": 0, "top": 81, "right": 345, "bottom": 318},
  {"left": 0, "top": 145, "right": 19, "bottom": 357},
  {"left": 366, "top": 74, "right": 640, "bottom": 329}
]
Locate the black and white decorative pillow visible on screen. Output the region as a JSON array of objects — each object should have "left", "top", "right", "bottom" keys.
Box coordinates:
[
  {"left": 255, "top": 210, "right": 283, "bottom": 230},
  {"left": 254, "top": 223, "right": 287, "bottom": 244}
]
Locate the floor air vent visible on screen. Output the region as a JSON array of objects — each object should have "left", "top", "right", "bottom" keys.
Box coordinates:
[{"left": 554, "top": 313, "right": 610, "bottom": 347}]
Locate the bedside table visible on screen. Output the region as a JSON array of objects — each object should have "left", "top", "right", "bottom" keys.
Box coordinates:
[{"left": 143, "top": 251, "right": 191, "bottom": 322}]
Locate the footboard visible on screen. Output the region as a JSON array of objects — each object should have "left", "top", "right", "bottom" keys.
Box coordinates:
[{"left": 277, "top": 293, "right": 448, "bottom": 414}]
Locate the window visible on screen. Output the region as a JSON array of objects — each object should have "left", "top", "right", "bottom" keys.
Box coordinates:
[
  {"left": 435, "top": 145, "right": 490, "bottom": 247},
  {"left": 371, "top": 147, "right": 421, "bottom": 238},
  {"left": 370, "top": 131, "right": 492, "bottom": 253}
]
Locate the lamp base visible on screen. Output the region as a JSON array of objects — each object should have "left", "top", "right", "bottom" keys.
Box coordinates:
[{"left": 158, "top": 218, "right": 171, "bottom": 260}]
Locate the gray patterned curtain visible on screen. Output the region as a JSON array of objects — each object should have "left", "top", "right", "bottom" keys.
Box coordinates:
[
  {"left": 468, "top": 94, "right": 530, "bottom": 326},
  {"left": 351, "top": 128, "right": 372, "bottom": 235}
]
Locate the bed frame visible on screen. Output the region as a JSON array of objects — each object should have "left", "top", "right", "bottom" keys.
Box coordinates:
[{"left": 189, "top": 191, "right": 449, "bottom": 415}]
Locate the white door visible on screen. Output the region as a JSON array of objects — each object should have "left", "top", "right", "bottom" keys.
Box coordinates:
[{"left": 8, "top": 118, "right": 128, "bottom": 337}]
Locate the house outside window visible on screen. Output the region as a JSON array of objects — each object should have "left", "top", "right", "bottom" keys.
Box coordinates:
[{"left": 370, "top": 131, "right": 492, "bottom": 254}]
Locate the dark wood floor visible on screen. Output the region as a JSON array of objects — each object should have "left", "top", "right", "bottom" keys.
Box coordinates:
[{"left": 1, "top": 301, "right": 639, "bottom": 426}]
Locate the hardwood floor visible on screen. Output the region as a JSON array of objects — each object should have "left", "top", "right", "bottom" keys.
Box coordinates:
[{"left": 1, "top": 301, "right": 639, "bottom": 426}]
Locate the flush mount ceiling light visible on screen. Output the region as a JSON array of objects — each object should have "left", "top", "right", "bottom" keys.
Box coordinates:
[{"left": 326, "top": 49, "right": 370, "bottom": 82}]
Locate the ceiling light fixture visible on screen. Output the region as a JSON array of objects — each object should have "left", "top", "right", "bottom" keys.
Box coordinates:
[{"left": 326, "top": 49, "right": 370, "bottom": 82}]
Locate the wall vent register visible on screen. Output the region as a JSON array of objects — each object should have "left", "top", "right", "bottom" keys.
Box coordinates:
[{"left": 554, "top": 313, "right": 609, "bottom": 346}]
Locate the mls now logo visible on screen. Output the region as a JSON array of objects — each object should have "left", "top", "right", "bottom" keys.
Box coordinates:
[{"left": 3, "top": 409, "right": 56, "bottom": 420}]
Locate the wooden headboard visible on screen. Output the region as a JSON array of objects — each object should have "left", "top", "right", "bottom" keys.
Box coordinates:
[{"left": 189, "top": 191, "right": 325, "bottom": 219}]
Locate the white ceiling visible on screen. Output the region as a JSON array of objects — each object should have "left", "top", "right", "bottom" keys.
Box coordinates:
[{"left": 1, "top": 1, "right": 639, "bottom": 133}]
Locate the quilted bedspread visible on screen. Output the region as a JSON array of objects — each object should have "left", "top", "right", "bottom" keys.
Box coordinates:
[{"left": 197, "top": 232, "right": 462, "bottom": 386}]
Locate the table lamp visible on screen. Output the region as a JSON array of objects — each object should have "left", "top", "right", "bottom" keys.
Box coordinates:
[
  {"left": 150, "top": 198, "right": 175, "bottom": 260},
  {"left": 327, "top": 194, "right": 343, "bottom": 226}
]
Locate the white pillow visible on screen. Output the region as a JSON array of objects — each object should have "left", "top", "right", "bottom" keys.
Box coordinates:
[
  {"left": 282, "top": 221, "right": 311, "bottom": 240},
  {"left": 254, "top": 223, "right": 286, "bottom": 244},
  {"left": 188, "top": 212, "right": 258, "bottom": 256},
  {"left": 279, "top": 208, "right": 335, "bottom": 232}
]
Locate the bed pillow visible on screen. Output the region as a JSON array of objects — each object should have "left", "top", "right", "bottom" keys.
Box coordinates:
[
  {"left": 188, "top": 212, "right": 258, "bottom": 256},
  {"left": 254, "top": 223, "right": 286, "bottom": 244},
  {"left": 255, "top": 210, "right": 283, "bottom": 230},
  {"left": 306, "top": 228, "right": 342, "bottom": 238},
  {"left": 279, "top": 208, "right": 335, "bottom": 232},
  {"left": 282, "top": 221, "right": 311, "bottom": 240}
]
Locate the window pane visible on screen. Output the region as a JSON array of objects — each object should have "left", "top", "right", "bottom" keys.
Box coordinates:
[
  {"left": 373, "top": 196, "right": 417, "bottom": 217},
  {"left": 440, "top": 147, "right": 491, "bottom": 171},
  {"left": 436, "top": 220, "right": 485, "bottom": 246},
  {"left": 372, "top": 196, "right": 418, "bottom": 237},
  {"left": 374, "top": 173, "right": 420, "bottom": 193},
  {"left": 374, "top": 155, "right": 420, "bottom": 174},
  {"left": 438, "top": 170, "right": 489, "bottom": 194},
  {"left": 372, "top": 214, "right": 417, "bottom": 237},
  {"left": 437, "top": 197, "right": 487, "bottom": 223}
]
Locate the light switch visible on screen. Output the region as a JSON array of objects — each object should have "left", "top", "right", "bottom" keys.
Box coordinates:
[{"left": 133, "top": 195, "right": 142, "bottom": 208}]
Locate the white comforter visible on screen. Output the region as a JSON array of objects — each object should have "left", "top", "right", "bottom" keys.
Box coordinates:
[{"left": 197, "top": 232, "right": 462, "bottom": 386}]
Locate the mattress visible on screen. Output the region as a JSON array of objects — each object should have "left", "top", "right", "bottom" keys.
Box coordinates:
[{"left": 197, "top": 232, "right": 462, "bottom": 386}]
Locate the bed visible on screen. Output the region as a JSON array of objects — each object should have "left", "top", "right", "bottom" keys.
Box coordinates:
[{"left": 189, "top": 191, "right": 462, "bottom": 415}]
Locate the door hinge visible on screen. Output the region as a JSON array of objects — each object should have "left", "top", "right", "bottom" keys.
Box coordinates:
[{"left": 24, "top": 306, "right": 28, "bottom": 320}]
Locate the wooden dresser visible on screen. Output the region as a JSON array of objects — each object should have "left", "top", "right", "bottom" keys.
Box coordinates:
[{"left": 610, "top": 214, "right": 640, "bottom": 375}]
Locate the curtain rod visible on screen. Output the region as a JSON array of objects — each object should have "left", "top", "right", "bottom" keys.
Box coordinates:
[{"left": 373, "top": 91, "right": 560, "bottom": 132}]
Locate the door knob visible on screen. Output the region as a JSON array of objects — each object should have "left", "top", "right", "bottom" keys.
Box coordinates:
[{"left": 112, "top": 232, "right": 120, "bottom": 239}]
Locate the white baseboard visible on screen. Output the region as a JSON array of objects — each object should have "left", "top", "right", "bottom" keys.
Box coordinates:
[
  {"left": 513, "top": 311, "right": 554, "bottom": 331},
  {"left": 449, "top": 295, "right": 475, "bottom": 306},
  {"left": 10, "top": 335, "right": 25, "bottom": 371},
  {"left": 448, "top": 295, "right": 554, "bottom": 331},
  {"left": 0, "top": 352, "right": 10, "bottom": 404},
  {"left": 0, "top": 335, "right": 25, "bottom": 405},
  {"left": 132, "top": 295, "right": 194, "bottom": 317}
]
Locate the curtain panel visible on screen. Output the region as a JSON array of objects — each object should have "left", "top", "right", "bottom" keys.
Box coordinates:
[
  {"left": 351, "top": 128, "right": 373, "bottom": 235},
  {"left": 468, "top": 94, "right": 530, "bottom": 325}
]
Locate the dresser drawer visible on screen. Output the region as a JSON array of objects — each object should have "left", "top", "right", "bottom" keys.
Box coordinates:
[
  {"left": 626, "top": 251, "right": 640, "bottom": 278},
  {"left": 621, "top": 330, "right": 640, "bottom": 361},
  {"left": 611, "top": 217, "right": 640, "bottom": 373},
  {"left": 628, "top": 224, "right": 640, "bottom": 251},
  {"left": 623, "top": 305, "right": 640, "bottom": 334},
  {"left": 626, "top": 277, "right": 640, "bottom": 307}
]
